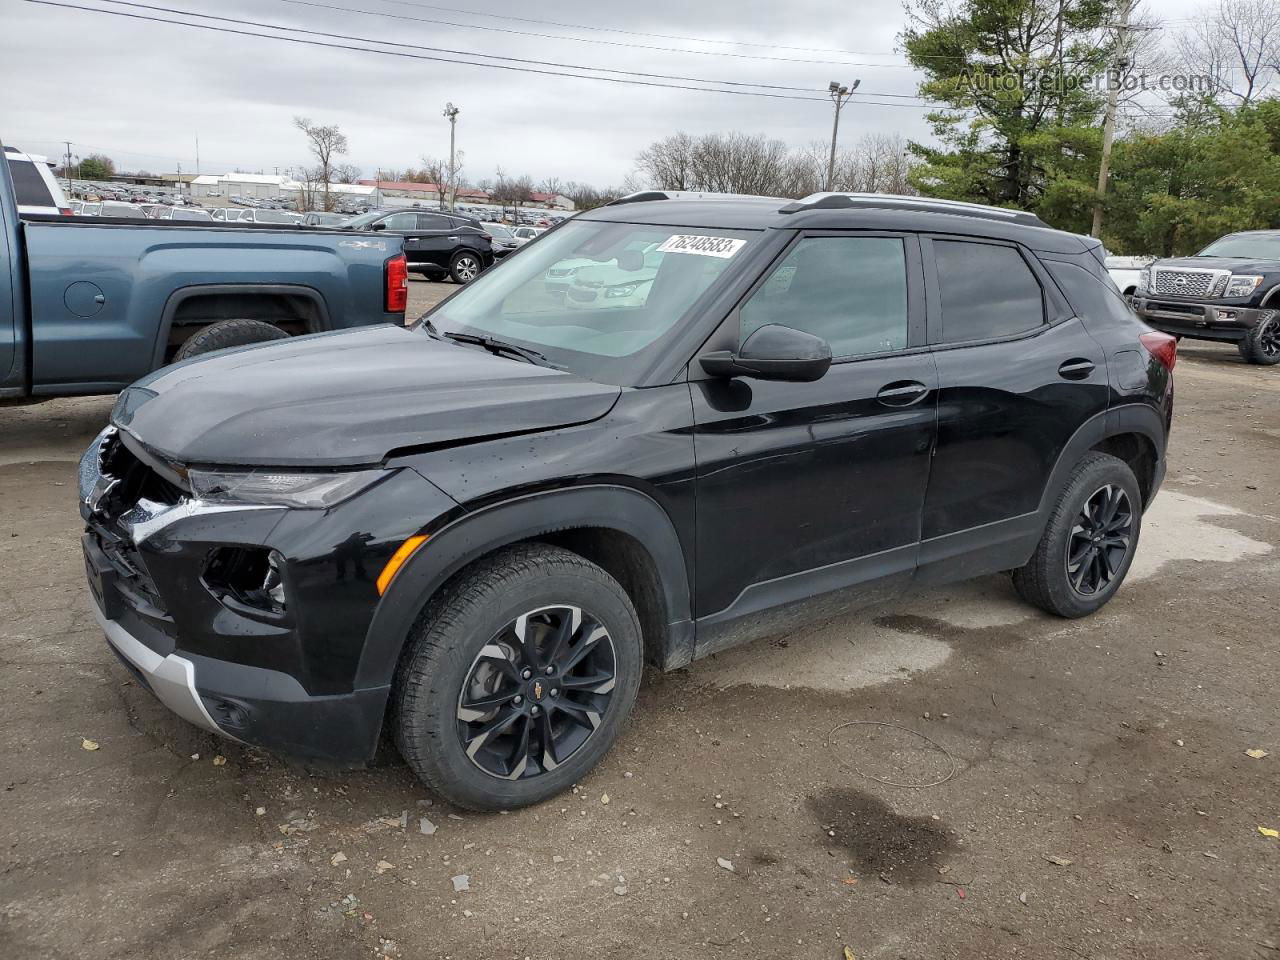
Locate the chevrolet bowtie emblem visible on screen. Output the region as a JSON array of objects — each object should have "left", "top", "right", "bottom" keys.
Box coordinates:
[{"left": 533, "top": 681, "right": 544, "bottom": 700}]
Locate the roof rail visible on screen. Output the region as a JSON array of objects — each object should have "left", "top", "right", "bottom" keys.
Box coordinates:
[
  {"left": 779, "top": 192, "right": 1049, "bottom": 228},
  {"left": 606, "top": 190, "right": 787, "bottom": 206}
]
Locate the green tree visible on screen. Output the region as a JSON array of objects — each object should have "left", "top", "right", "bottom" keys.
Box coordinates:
[
  {"left": 56, "top": 153, "right": 115, "bottom": 180},
  {"left": 900, "top": 0, "right": 1114, "bottom": 214},
  {"left": 1105, "top": 102, "right": 1280, "bottom": 255}
]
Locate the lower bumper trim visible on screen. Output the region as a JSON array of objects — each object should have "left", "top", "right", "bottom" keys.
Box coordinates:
[{"left": 93, "top": 604, "right": 234, "bottom": 740}]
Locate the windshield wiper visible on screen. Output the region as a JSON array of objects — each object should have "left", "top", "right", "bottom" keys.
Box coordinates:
[{"left": 442, "top": 331, "right": 553, "bottom": 366}]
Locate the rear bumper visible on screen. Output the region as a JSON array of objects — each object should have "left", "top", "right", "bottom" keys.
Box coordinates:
[{"left": 1134, "top": 298, "right": 1270, "bottom": 341}]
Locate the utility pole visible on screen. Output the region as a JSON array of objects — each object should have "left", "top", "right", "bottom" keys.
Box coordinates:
[
  {"left": 64, "top": 141, "right": 74, "bottom": 194},
  {"left": 826, "top": 80, "right": 860, "bottom": 192},
  {"left": 443, "top": 102, "right": 459, "bottom": 211},
  {"left": 1092, "top": 0, "right": 1135, "bottom": 238},
  {"left": 195, "top": 134, "right": 201, "bottom": 176}
]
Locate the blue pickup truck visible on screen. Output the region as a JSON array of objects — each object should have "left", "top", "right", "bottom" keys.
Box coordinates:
[{"left": 1, "top": 144, "right": 408, "bottom": 400}]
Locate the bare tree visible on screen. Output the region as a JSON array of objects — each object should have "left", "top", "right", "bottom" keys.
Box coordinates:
[
  {"left": 1175, "top": 0, "right": 1280, "bottom": 106},
  {"left": 375, "top": 168, "right": 404, "bottom": 182},
  {"left": 538, "top": 176, "right": 565, "bottom": 199},
  {"left": 294, "top": 116, "right": 349, "bottom": 211},
  {"left": 333, "top": 163, "right": 362, "bottom": 184}
]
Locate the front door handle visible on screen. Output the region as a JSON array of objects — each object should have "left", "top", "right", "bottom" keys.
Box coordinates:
[
  {"left": 1058, "top": 358, "right": 1096, "bottom": 380},
  {"left": 448, "top": 236, "right": 459, "bottom": 241},
  {"left": 876, "top": 380, "right": 929, "bottom": 407},
  {"left": 406, "top": 236, "right": 419, "bottom": 242}
]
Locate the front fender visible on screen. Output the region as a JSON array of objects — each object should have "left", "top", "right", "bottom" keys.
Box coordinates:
[{"left": 354, "top": 483, "right": 694, "bottom": 689}]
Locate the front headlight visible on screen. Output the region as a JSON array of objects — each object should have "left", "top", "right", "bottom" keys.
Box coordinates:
[
  {"left": 188, "top": 468, "right": 389, "bottom": 508},
  {"left": 606, "top": 283, "right": 640, "bottom": 298},
  {"left": 1225, "top": 275, "right": 1264, "bottom": 298},
  {"left": 1139, "top": 266, "right": 1154, "bottom": 293}
]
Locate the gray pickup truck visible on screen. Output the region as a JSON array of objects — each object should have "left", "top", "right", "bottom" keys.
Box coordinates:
[{"left": 1, "top": 144, "right": 408, "bottom": 399}]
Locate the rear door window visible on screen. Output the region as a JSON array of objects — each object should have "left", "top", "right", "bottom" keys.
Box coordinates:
[
  {"left": 6, "top": 157, "right": 55, "bottom": 208},
  {"left": 932, "top": 240, "right": 1045, "bottom": 343}
]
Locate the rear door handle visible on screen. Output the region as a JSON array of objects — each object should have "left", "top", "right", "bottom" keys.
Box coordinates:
[
  {"left": 448, "top": 236, "right": 459, "bottom": 241},
  {"left": 1058, "top": 358, "right": 1096, "bottom": 380},
  {"left": 876, "top": 380, "right": 930, "bottom": 407}
]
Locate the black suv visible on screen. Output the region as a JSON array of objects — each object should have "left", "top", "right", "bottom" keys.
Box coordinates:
[
  {"left": 1132, "top": 230, "right": 1280, "bottom": 365},
  {"left": 80, "top": 192, "right": 1175, "bottom": 810},
  {"left": 340, "top": 208, "right": 494, "bottom": 283}
]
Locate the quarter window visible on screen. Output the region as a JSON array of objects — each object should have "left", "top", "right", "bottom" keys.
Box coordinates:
[
  {"left": 933, "top": 240, "right": 1045, "bottom": 343},
  {"left": 740, "top": 236, "right": 909, "bottom": 359}
]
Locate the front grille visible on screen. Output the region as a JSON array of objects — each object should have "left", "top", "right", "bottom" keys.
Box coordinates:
[
  {"left": 1152, "top": 268, "right": 1222, "bottom": 297},
  {"left": 93, "top": 430, "right": 185, "bottom": 522},
  {"left": 87, "top": 431, "right": 184, "bottom": 619}
]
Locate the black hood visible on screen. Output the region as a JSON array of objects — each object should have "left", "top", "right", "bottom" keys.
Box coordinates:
[
  {"left": 117, "top": 325, "right": 621, "bottom": 467},
  {"left": 1155, "top": 256, "right": 1280, "bottom": 274}
]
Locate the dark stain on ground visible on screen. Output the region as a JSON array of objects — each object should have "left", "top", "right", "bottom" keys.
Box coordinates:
[
  {"left": 806, "top": 787, "right": 956, "bottom": 885},
  {"left": 874, "top": 610, "right": 1029, "bottom": 652}
]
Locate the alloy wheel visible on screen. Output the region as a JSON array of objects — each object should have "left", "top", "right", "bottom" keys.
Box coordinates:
[
  {"left": 1065, "top": 484, "right": 1133, "bottom": 596},
  {"left": 456, "top": 605, "right": 617, "bottom": 780},
  {"left": 455, "top": 256, "right": 479, "bottom": 282},
  {"left": 1258, "top": 313, "right": 1280, "bottom": 358}
]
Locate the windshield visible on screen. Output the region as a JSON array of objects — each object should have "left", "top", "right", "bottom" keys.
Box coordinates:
[
  {"left": 423, "top": 219, "right": 757, "bottom": 385},
  {"left": 1198, "top": 234, "right": 1280, "bottom": 260},
  {"left": 483, "top": 223, "right": 515, "bottom": 240}
]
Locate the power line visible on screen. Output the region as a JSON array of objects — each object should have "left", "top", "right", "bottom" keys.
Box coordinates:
[
  {"left": 374, "top": 0, "right": 910, "bottom": 58},
  {"left": 25, "top": 0, "right": 936, "bottom": 107},
  {"left": 91, "top": 0, "right": 831, "bottom": 93},
  {"left": 265, "top": 0, "right": 921, "bottom": 68}
]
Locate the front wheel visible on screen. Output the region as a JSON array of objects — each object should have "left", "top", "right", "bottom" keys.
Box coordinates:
[
  {"left": 1012, "top": 452, "right": 1142, "bottom": 618},
  {"left": 1238, "top": 311, "right": 1280, "bottom": 365},
  {"left": 392, "top": 544, "right": 643, "bottom": 811},
  {"left": 450, "top": 251, "right": 482, "bottom": 284}
]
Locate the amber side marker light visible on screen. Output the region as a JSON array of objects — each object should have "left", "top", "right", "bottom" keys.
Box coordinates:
[{"left": 376, "top": 535, "right": 429, "bottom": 595}]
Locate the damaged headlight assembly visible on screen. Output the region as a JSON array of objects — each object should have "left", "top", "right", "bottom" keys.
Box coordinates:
[{"left": 188, "top": 468, "right": 390, "bottom": 509}]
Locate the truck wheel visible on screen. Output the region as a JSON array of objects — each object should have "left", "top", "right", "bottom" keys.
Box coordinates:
[
  {"left": 1238, "top": 311, "right": 1280, "bottom": 365},
  {"left": 1012, "top": 452, "right": 1142, "bottom": 618},
  {"left": 392, "top": 544, "right": 643, "bottom": 811},
  {"left": 173, "top": 318, "right": 290, "bottom": 362},
  {"left": 450, "top": 252, "right": 482, "bottom": 284}
]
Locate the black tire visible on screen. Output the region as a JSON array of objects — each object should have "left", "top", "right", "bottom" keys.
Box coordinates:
[
  {"left": 173, "top": 318, "right": 289, "bottom": 362},
  {"left": 392, "top": 544, "right": 643, "bottom": 811},
  {"left": 449, "top": 250, "right": 483, "bottom": 285},
  {"left": 1238, "top": 310, "right": 1280, "bottom": 365},
  {"left": 1012, "top": 452, "right": 1142, "bottom": 618}
]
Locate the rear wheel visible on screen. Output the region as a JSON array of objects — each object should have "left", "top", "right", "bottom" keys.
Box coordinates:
[
  {"left": 1238, "top": 311, "right": 1280, "bottom": 365},
  {"left": 1012, "top": 452, "right": 1142, "bottom": 618},
  {"left": 393, "top": 544, "right": 643, "bottom": 810},
  {"left": 450, "top": 251, "right": 482, "bottom": 284},
  {"left": 173, "top": 318, "right": 289, "bottom": 362}
]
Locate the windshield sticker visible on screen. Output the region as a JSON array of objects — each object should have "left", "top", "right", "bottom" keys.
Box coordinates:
[{"left": 655, "top": 235, "right": 747, "bottom": 259}]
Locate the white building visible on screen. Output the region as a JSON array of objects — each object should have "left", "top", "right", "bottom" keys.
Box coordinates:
[{"left": 188, "top": 173, "right": 377, "bottom": 209}]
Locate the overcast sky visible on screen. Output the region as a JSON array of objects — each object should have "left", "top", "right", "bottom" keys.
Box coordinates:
[{"left": 2, "top": 0, "right": 1204, "bottom": 187}]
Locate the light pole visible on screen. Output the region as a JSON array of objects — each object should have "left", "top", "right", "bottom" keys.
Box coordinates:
[
  {"left": 826, "top": 79, "right": 860, "bottom": 192},
  {"left": 443, "top": 102, "right": 459, "bottom": 211}
]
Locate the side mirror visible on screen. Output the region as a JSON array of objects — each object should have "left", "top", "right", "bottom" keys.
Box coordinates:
[
  {"left": 371, "top": 221, "right": 387, "bottom": 231},
  {"left": 700, "top": 324, "right": 832, "bottom": 383}
]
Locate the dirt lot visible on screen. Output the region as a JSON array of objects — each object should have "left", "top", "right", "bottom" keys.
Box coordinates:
[{"left": 1, "top": 318, "right": 1277, "bottom": 960}]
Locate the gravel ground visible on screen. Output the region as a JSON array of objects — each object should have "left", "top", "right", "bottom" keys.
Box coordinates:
[{"left": 1, "top": 337, "right": 1277, "bottom": 960}]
